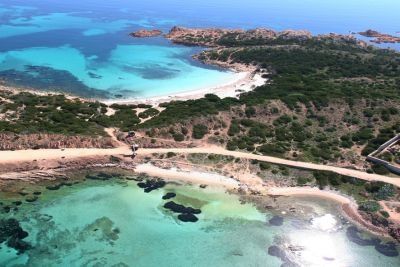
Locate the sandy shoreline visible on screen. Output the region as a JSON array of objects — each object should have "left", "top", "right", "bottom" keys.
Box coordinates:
[
  {"left": 132, "top": 163, "right": 388, "bottom": 236},
  {"left": 134, "top": 163, "right": 239, "bottom": 189},
  {"left": 101, "top": 68, "right": 266, "bottom": 105},
  {"left": 0, "top": 147, "right": 394, "bottom": 238},
  {"left": 267, "top": 187, "right": 352, "bottom": 205},
  {"left": 1, "top": 67, "right": 266, "bottom": 106}
]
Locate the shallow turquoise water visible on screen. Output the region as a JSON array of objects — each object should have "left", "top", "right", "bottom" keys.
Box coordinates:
[
  {"left": 0, "top": 1, "right": 399, "bottom": 99},
  {"left": 0, "top": 44, "right": 233, "bottom": 98},
  {"left": 0, "top": 178, "right": 399, "bottom": 266}
]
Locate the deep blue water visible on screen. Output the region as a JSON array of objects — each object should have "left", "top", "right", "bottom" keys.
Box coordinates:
[{"left": 0, "top": 0, "right": 399, "bottom": 98}]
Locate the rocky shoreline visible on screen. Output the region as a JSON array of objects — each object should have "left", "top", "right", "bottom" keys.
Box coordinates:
[
  {"left": 165, "top": 26, "right": 312, "bottom": 46},
  {"left": 359, "top": 29, "right": 400, "bottom": 44},
  {"left": 129, "top": 29, "right": 162, "bottom": 38},
  {"left": 129, "top": 26, "right": 367, "bottom": 49},
  {"left": 1, "top": 153, "right": 398, "bottom": 242}
]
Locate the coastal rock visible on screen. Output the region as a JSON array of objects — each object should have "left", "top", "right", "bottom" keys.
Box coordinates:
[
  {"left": 374, "top": 242, "right": 399, "bottom": 257},
  {"left": 13, "top": 201, "right": 22, "bottom": 206},
  {"left": 346, "top": 226, "right": 379, "bottom": 246},
  {"left": 46, "top": 184, "right": 61, "bottom": 190},
  {"left": 268, "top": 215, "right": 284, "bottom": 226},
  {"left": 359, "top": 29, "right": 400, "bottom": 44},
  {"left": 278, "top": 29, "right": 312, "bottom": 40},
  {"left": 85, "top": 172, "right": 120, "bottom": 181},
  {"left": 359, "top": 29, "right": 383, "bottom": 38},
  {"left": 388, "top": 227, "right": 400, "bottom": 242},
  {"left": 163, "top": 201, "right": 201, "bottom": 214},
  {"left": 166, "top": 26, "right": 313, "bottom": 47},
  {"left": 137, "top": 178, "right": 166, "bottom": 193},
  {"left": 177, "top": 213, "right": 199, "bottom": 222},
  {"left": 267, "top": 245, "right": 300, "bottom": 267},
  {"left": 25, "top": 196, "right": 39, "bottom": 202},
  {"left": 162, "top": 192, "right": 176, "bottom": 200},
  {"left": 166, "top": 26, "right": 244, "bottom": 46},
  {"left": 130, "top": 29, "right": 162, "bottom": 38},
  {"left": 346, "top": 226, "right": 399, "bottom": 257},
  {"left": 0, "top": 218, "right": 31, "bottom": 254}
]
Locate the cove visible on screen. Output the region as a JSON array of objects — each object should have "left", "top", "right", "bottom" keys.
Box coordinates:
[{"left": 0, "top": 176, "right": 399, "bottom": 266}]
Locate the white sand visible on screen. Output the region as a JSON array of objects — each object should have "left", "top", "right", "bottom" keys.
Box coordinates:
[
  {"left": 134, "top": 163, "right": 239, "bottom": 189},
  {"left": 268, "top": 187, "right": 351, "bottom": 204},
  {"left": 103, "top": 70, "right": 267, "bottom": 105}
]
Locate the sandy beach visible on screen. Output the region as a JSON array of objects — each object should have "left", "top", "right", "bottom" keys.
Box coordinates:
[
  {"left": 1, "top": 66, "right": 266, "bottom": 107},
  {"left": 134, "top": 163, "right": 239, "bottom": 189},
  {"left": 102, "top": 69, "right": 267, "bottom": 105},
  {"left": 268, "top": 187, "right": 352, "bottom": 204}
]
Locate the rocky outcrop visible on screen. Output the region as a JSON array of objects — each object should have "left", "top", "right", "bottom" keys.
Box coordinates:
[
  {"left": 165, "top": 26, "right": 313, "bottom": 47},
  {"left": 165, "top": 26, "right": 243, "bottom": 46},
  {"left": 0, "top": 218, "right": 30, "bottom": 254},
  {"left": 130, "top": 29, "right": 162, "bottom": 38},
  {"left": 279, "top": 29, "right": 311, "bottom": 40},
  {"left": 359, "top": 29, "right": 400, "bottom": 44}
]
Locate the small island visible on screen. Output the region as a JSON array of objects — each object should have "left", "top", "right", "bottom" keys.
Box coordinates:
[
  {"left": 359, "top": 29, "right": 400, "bottom": 44},
  {"left": 130, "top": 29, "right": 162, "bottom": 38}
]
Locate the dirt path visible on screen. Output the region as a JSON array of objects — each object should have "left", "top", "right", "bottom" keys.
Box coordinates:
[
  {"left": 0, "top": 145, "right": 399, "bottom": 187},
  {"left": 137, "top": 147, "right": 400, "bottom": 188}
]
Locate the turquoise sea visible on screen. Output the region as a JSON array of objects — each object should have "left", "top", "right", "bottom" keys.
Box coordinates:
[
  {"left": 1, "top": 1, "right": 400, "bottom": 265},
  {"left": 0, "top": 175, "right": 399, "bottom": 266},
  {"left": 0, "top": 0, "right": 399, "bottom": 99}
]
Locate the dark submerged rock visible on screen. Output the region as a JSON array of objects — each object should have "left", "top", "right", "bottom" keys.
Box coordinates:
[
  {"left": 85, "top": 172, "right": 114, "bottom": 181},
  {"left": 178, "top": 213, "right": 198, "bottom": 222},
  {"left": 3, "top": 206, "right": 11, "bottom": 213},
  {"left": 267, "top": 245, "right": 299, "bottom": 267},
  {"left": 25, "top": 196, "right": 38, "bottom": 203},
  {"left": 347, "top": 227, "right": 399, "bottom": 257},
  {"left": 269, "top": 216, "right": 284, "bottom": 226},
  {"left": 346, "top": 226, "right": 380, "bottom": 246},
  {"left": 0, "top": 218, "right": 31, "bottom": 254},
  {"left": 374, "top": 242, "right": 399, "bottom": 257},
  {"left": 18, "top": 191, "right": 29, "bottom": 196},
  {"left": 46, "top": 184, "right": 61, "bottom": 190},
  {"left": 137, "top": 179, "right": 166, "bottom": 193},
  {"left": 268, "top": 245, "right": 287, "bottom": 261},
  {"left": 163, "top": 201, "right": 201, "bottom": 214},
  {"left": 162, "top": 192, "right": 176, "bottom": 200}
]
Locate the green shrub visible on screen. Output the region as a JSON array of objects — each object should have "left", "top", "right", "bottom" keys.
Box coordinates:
[
  {"left": 173, "top": 133, "right": 185, "bottom": 142},
  {"left": 259, "top": 162, "right": 271, "bottom": 170},
  {"left": 228, "top": 121, "right": 240, "bottom": 136},
  {"left": 297, "top": 177, "right": 309, "bottom": 185},
  {"left": 371, "top": 164, "right": 390, "bottom": 175},
  {"left": 192, "top": 124, "right": 208, "bottom": 139},
  {"left": 359, "top": 201, "right": 381, "bottom": 213},
  {"left": 245, "top": 106, "right": 256, "bottom": 117},
  {"left": 167, "top": 152, "right": 176, "bottom": 158},
  {"left": 379, "top": 210, "right": 390, "bottom": 218},
  {"left": 375, "top": 184, "right": 395, "bottom": 200}
]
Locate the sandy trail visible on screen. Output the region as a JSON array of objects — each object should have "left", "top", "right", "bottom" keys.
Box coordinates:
[
  {"left": 137, "top": 147, "right": 400, "bottom": 188},
  {"left": 0, "top": 146, "right": 399, "bottom": 187}
]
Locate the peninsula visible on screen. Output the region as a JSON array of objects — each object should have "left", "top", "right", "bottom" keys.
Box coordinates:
[{"left": 359, "top": 29, "right": 400, "bottom": 44}]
